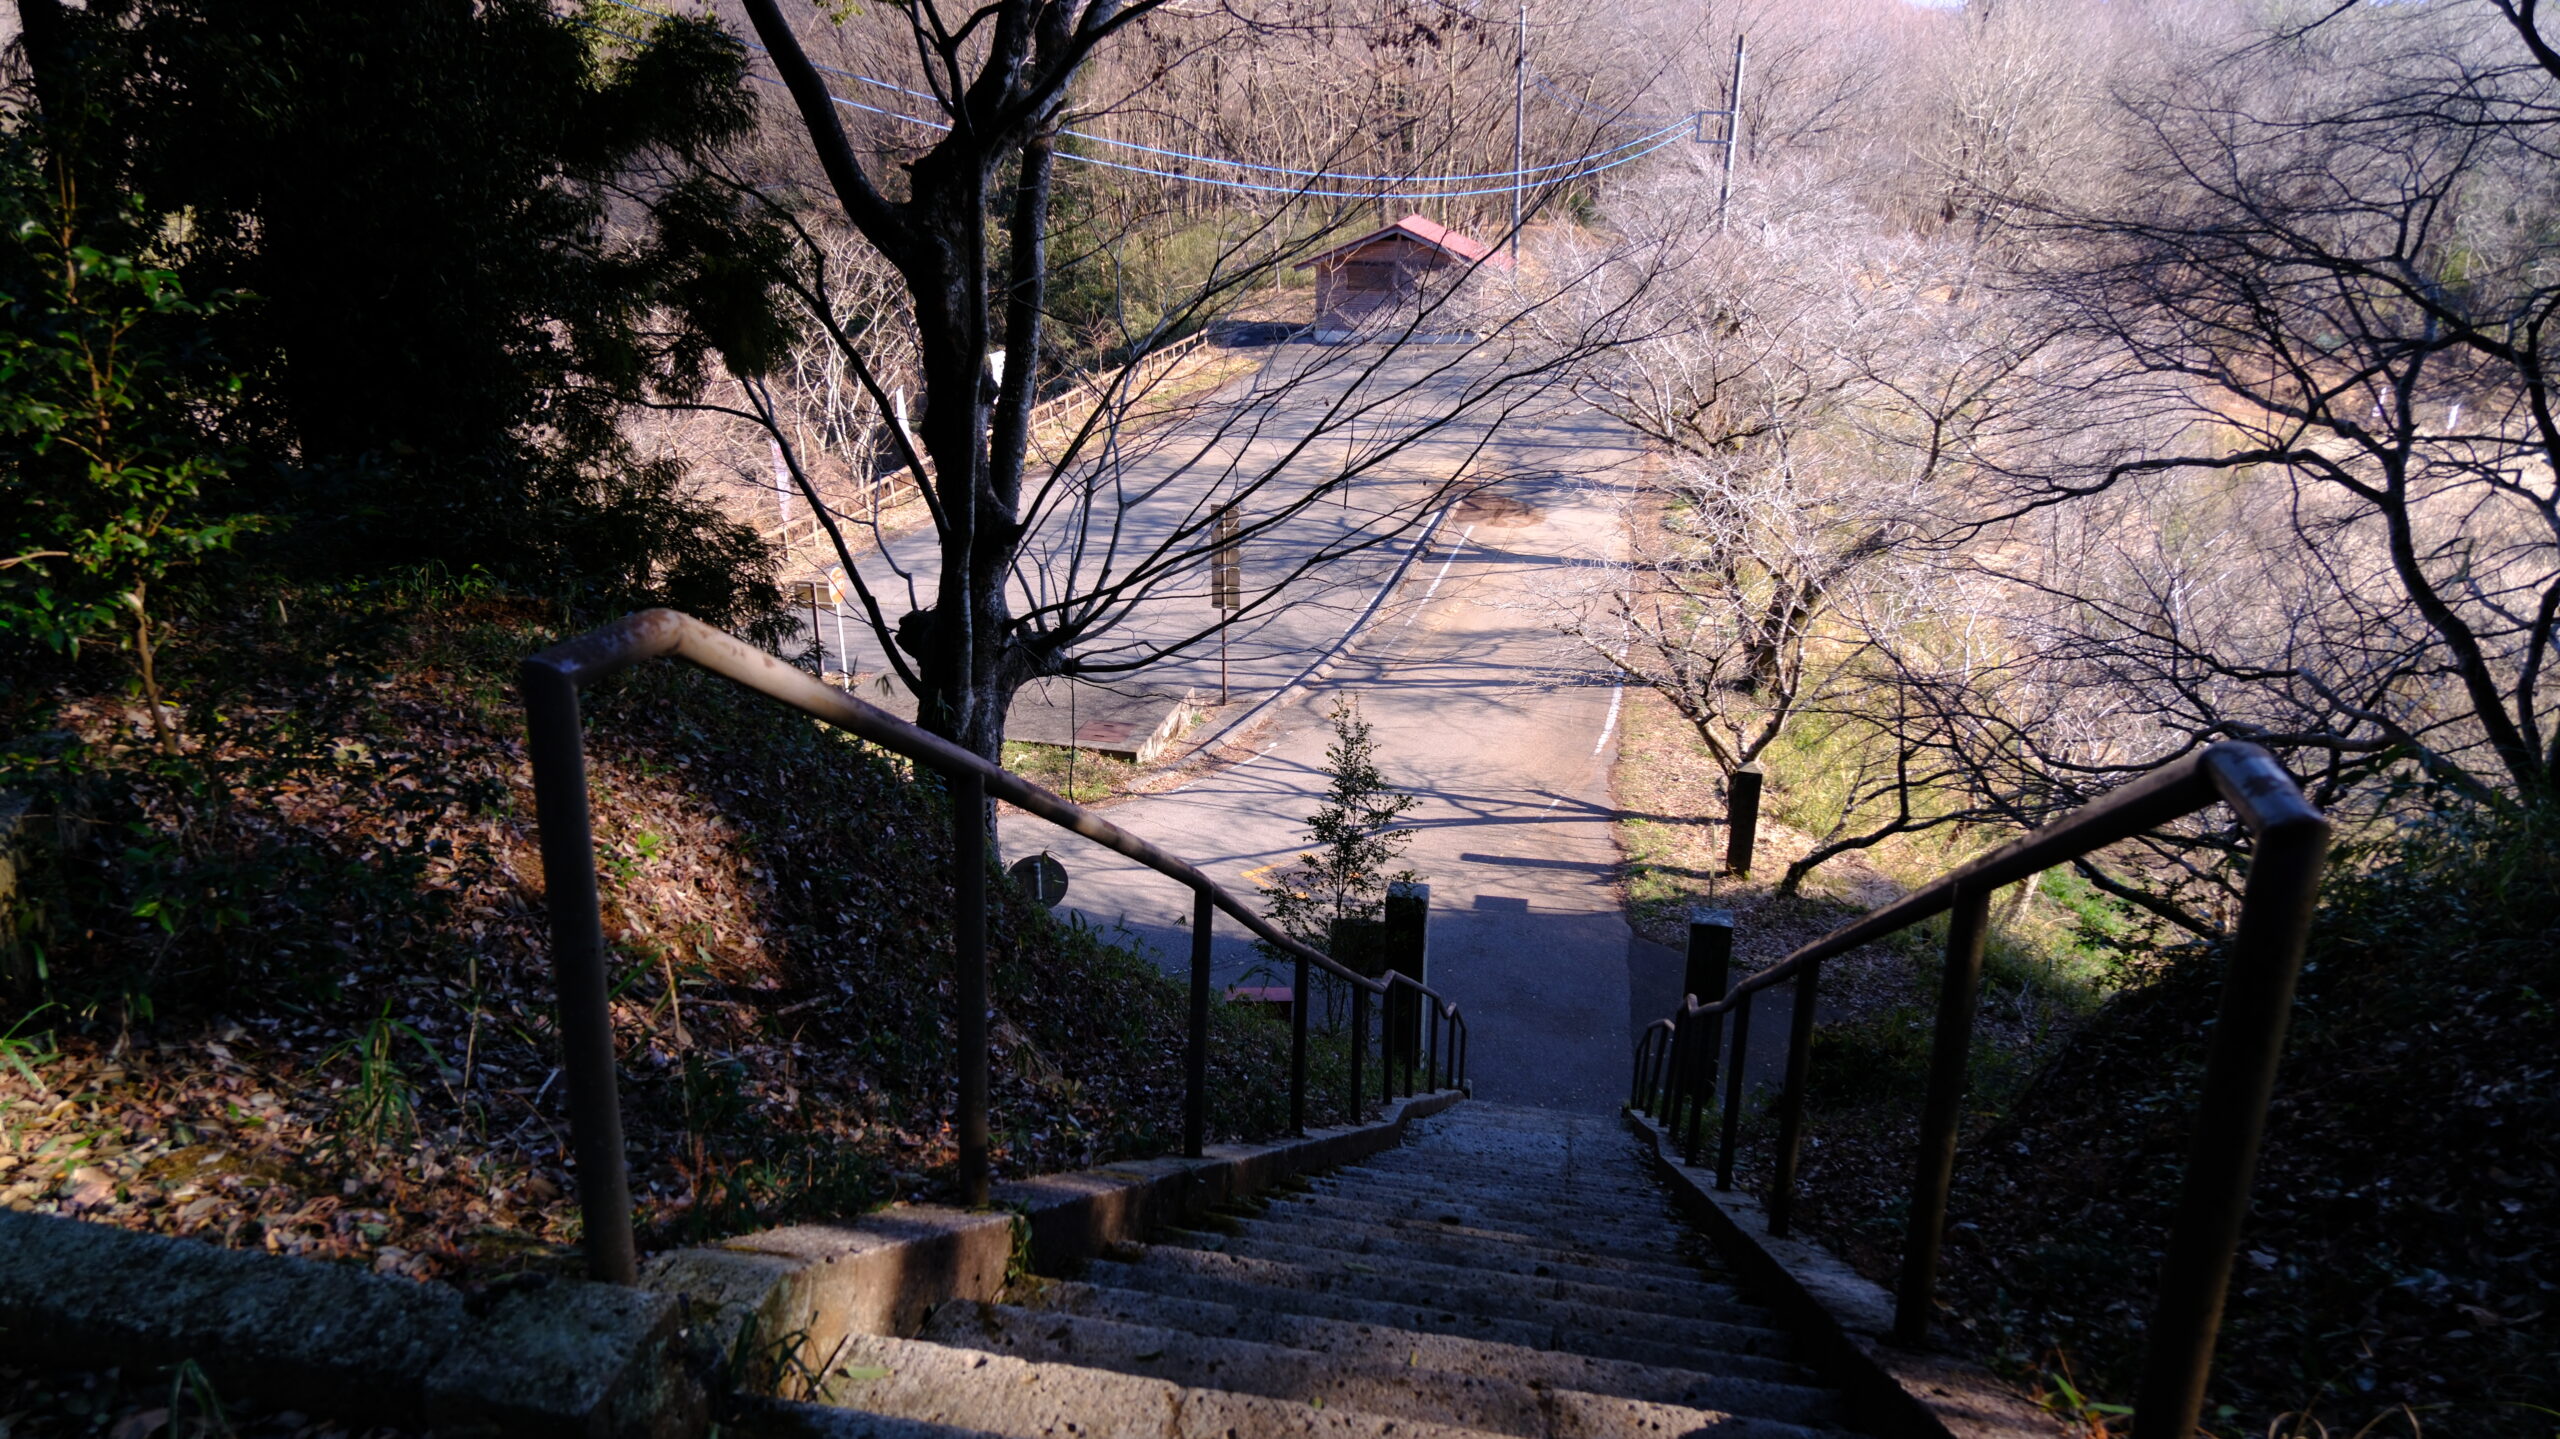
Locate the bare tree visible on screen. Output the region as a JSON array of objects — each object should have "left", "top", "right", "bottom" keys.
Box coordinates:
[
  {"left": 1554, "top": 159, "right": 2041, "bottom": 892},
  {"left": 700, "top": 0, "right": 1667, "bottom": 765},
  {"left": 1826, "top": 0, "right": 2560, "bottom": 934}
]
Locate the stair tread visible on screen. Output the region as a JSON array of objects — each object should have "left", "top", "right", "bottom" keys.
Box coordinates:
[
  {"left": 811, "top": 1333, "right": 1541, "bottom": 1439},
  {"left": 1230, "top": 1209, "right": 1717, "bottom": 1283},
  {"left": 1292, "top": 1187, "right": 1690, "bottom": 1248},
  {"left": 1023, "top": 1279, "right": 1825, "bottom": 1389},
  {"left": 1313, "top": 1170, "right": 1680, "bottom": 1214},
  {"left": 926, "top": 1299, "right": 1847, "bottom": 1432},
  {"left": 1260, "top": 1194, "right": 1705, "bottom": 1265},
  {"left": 1086, "top": 1253, "right": 1787, "bottom": 1357},
  {"left": 1172, "top": 1229, "right": 1744, "bottom": 1312}
]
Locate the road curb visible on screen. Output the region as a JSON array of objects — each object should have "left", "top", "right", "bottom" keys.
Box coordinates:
[{"left": 1181, "top": 502, "right": 1457, "bottom": 762}]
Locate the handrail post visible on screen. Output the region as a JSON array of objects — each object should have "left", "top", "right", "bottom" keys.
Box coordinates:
[
  {"left": 2132, "top": 808, "right": 2329, "bottom": 1439},
  {"left": 1663, "top": 1009, "right": 1690, "bottom": 1133},
  {"left": 517, "top": 664, "right": 637, "bottom": 1286},
  {"left": 1683, "top": 911, "right": 1733, "bottom": 1164},
  {"left": 1427, "top": 1005, "right": 1441, "bottom": 1090},
  {"left": 1185, "top": 888, "right": 1212, "bottom": 1159},
  {"left": 953, "top": 769, "right": 991, "bottom": 1207},
  {"left": 1725, "top": 765, "right": 1763, "bottom": 875},
  {"left": 1893, "top": 885, "right": 1992, "bottom": 1345},
  {"left": 1654, "top": 1025, "right": 1675, "bottom": 1114},
  {"left": 1766, "top": 959, "right": 1820, "bottom": 1235},
  {"left": 1290, "top": 951, "right": 1310, "bottom": 1136},
  {"left": 1717, "top": 988, "right": 1751, "bottom": 1190},
  {"left": 1682, "top": 1015, "right": 1712, "bottom": 1166},
  {"left": 1349, "top": 984, "right": 1368, "bottom": 1123},
  {"left": 1402, "top": 987, "right": 1417, "bottom": 1097},
  {"left": 1382, "top": 991, "right": 1395, "bottom": 1107},
  {"left": 1629, "top": 1029, "right": 1650, "bottom": 1110}
]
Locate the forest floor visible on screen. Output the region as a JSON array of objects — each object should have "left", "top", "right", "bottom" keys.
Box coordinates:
[{"left": 0, "top": 582, "right": 1302, "bottom": 1297}]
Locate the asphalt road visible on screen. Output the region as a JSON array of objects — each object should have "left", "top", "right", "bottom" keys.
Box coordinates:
[
  {"left": 996, "top": 389, "right": 1681, "bottom": 1113},
  {"left": 813, "top": 341, "right": 1569, "bottom": 715}
]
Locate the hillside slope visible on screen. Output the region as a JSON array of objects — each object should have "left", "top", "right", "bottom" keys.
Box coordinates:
[{"left": 0, "top": 586, "right": 1293, "bottom": 1282}]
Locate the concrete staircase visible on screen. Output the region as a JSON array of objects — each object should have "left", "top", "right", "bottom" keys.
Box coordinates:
[{"left": 745, "top": 1104, "right": 1871, "bottom": 1439}]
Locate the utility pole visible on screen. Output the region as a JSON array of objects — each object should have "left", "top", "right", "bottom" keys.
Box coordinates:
[
  {"left": 1715, "top": 33, "right": 1747, "bottom": 233},
  {"left": 1510, "top": 2, "right": 1528, "bottom": 264}
]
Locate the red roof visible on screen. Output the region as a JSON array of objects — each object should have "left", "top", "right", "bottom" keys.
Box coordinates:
[{"left": 1295, "top": 213, "right": 1513, "bottom": 272}]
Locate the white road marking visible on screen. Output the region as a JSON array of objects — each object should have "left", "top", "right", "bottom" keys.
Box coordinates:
[
  {"left": 1591, "top": 682, "right": 1624, "bottom": 755},
  {"left": 1540, "top": 681, "right": 1626, "bottom": 813}
]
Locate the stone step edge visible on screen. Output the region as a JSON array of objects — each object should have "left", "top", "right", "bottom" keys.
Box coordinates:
[
  {"left": 1624, "top": 1110, "right": 2065, "bottom": 1439},
  {"left": 1228, "top": 1208, "right": 1714, "bottom": 1282},
  {"left": 644, "top": 1088, "right": 1467, "bottom": 1409},
  {"left": 1027, "top": 1277, "right": 1825, "bottom": 1389},
  {"left": 922, "top": 1299, "right": 1846, "bottom": 1428},
  {"left": 1164, "top": 1229, "right": 1746, "bottom": 1314}
]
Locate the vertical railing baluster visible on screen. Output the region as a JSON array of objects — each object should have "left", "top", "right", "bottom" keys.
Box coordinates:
[
  {"left": 1682, "top": 1008, "right": 1713, "bottom": 1165},
  {"left": 1684, "top": 911, "right": 1733, "bottom": 1164},
  {"left": 1717, "top": 992, "right": 1751, "bottom": 1190},
  {"left": 1290, "top": 951, "right": 1309, "bottom": 1136},
  {"left": 1382, "top": 988, "right": 1395, "bottom": 1108},
  {"left": 953, "top": 770, "right": 990, "bottom": 1208},
  {"left": 1185, "top": 888, "right": 1211, "bottom": 1159},
  {"left": 1663, "top": 1008, "right": 1690, "bottom": 1133},
  {"left": 1893, "top": 885, "right": 1992, "bottom": 1344},
  {"left": 1403, "top": 986, "right": 1417, "bottom": 1097},
  {"left": 2132, "top": 787, "right": 2329, "bottom": 1439},
  {"left": 1349, "top": 983, "right": 1368, "bottom": 1124},
  {"left": 1766, "top": 959, "right": 1822, "bottom": 1235},
  {"left": 518, "top": 665, "right": 637, "bottom": 1286}
]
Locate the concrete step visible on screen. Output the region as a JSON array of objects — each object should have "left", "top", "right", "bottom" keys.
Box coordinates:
[
  {"left": 1074, "top": 1261, "right": 1800, "bottom": 1373},
  {"left": 1300, "top": 1177, "right": 1699, "bottom": 1244},
  {"left": 1259, "top": 1194, "right": 1711, "bottom": 1270},
  {"left": 1231, "top": 1211, "right": 1716, "bottom": 1285},
  {"left": 1172, "top": 1229, "right": 1743, "bottom": 1314},
  {"left": 1358, "top": 1150, "right": 1665, "bottom": 1191},
  {"left": 1317, "top": 1168, "right": 1682, "bottom": 1217},
  {"left": 919, "top": 1302, "right": 1847, "bottom": 1439},
  {"left": 1311, "top": 1169, "right": 1684, "bottom": 1218},
  {"left": 1023, "top": 1279, "right": 1824, "bottom": 1391},
  {"left": 1098, "top": 1247, "right": 1781, "bottom": 1348},
  {"left": 807, "top": 1332, "right": 1520, "bottom": 1439}
]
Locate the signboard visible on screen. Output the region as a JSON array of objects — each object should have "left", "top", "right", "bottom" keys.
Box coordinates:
[
  {"left": 1008, "top": 851, "right": 1069, "bottom": 907},
  {"left": 1210, "top": 511, "right": 1242, "bottom": 611}
]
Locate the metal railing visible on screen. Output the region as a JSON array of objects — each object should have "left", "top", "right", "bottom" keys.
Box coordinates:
[
  {"left": 1629, "top": 741, "right": 2326, "bottom": 1439},
  {"left": 519, "top": 608, "right": 1468, "bottom": 1286}
]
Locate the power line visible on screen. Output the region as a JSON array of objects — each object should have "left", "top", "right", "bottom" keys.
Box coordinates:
[{"left": 590, "top": 0, "right": 1697, "bottom": 194}]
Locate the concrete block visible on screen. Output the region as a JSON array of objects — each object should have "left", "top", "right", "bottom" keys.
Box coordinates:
[
  {"left": 0, "top": 1210, "right": 694, "bottom": 1436},
  {"left": 639, "top": 1087, "right": 1467, "bottom": 1408}
]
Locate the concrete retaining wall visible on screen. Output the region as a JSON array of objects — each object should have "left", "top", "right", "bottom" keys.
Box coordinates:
[{"left": 0, "top": 1088, "right": 1462, "bottom": 1433}]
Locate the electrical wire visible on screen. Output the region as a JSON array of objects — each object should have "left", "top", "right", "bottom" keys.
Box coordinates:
[{"left": 592, "top": 0, "right": 1697, "bottom": 190}]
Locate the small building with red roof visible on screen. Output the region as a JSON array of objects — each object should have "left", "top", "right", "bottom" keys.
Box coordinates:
[{"left": 1294, "top": 213, "right": 1512, "bottom": 335}]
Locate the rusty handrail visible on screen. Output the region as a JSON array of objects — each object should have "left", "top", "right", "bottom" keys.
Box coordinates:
[
  {"left": 1627, "top": 740, "right": 2325, "bottom": 1439},
  {"left": 520, "top": 608, "right": 1468, "bottom": 1284}
]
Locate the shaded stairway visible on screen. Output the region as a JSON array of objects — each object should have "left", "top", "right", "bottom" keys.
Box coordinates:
[{"left": 751, "top": 1104, "right": 1872, "bottom": 1438}]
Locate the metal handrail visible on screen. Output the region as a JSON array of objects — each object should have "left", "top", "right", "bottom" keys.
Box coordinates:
[
  {"left": 1627, "top": 741, "right": 2326, "bottom": 1439},
  {"left": 520, "top": 608, "right": 1468, "bottom": 1285}
]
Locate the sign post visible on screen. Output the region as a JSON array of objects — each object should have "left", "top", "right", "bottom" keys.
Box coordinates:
[{"left": 1210, "top": 510, "right": 1242, "bottom": 703}]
